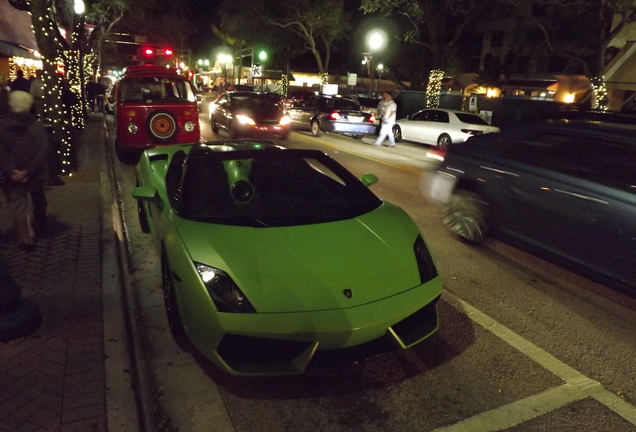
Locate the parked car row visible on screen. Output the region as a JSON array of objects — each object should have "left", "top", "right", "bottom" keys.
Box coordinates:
[{"left": 119, "top": 79, "right": 636, "bottom": 377}]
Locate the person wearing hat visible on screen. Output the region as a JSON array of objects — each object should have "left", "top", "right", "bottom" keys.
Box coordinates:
[{"left": 0, "top": 91, "right": 49, "bottom": 251}]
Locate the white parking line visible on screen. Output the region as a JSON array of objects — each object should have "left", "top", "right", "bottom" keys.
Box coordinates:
[{"left": 435, "top": 292, "right": 636, "bottom": 431}]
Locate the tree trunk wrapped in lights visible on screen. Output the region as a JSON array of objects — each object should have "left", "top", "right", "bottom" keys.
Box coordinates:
[
  {"left": 281, "top": 73, "right": 288, "bottom": 98},
  {"left": 426, "top": 69, "right": 444, "bottom": 108},
  {"left": 590, "top": 76, "right": 609, "bottom": 111},
  {"left": 27, "top": 0, "right": 77, "bottom": 176}
]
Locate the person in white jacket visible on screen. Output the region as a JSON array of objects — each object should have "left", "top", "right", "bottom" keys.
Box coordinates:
[{"left": 373, "top": 91, "right": 397, "bottom": 147}]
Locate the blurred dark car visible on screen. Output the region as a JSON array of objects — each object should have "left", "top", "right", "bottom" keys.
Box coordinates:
[
  {"left": 210, "top": 91, "right": 291, "bottom": 140},
  {"left": 538, "top": 108, "right": 636, "bottom": 126},
  {"left": 281, "top": 89, "right": 318, "bottom": 108},
  {"left": 428, "top": 121, "right": 636, "bottom": 293},
  {"left": 227, "top": 84, "right": 255, "bottom": 92},
  {"left": 287, "top": 94, "right": 376, "bottom": 139},
  {"left": 349, "top": 94, "right": 381, "bottom": 114}
]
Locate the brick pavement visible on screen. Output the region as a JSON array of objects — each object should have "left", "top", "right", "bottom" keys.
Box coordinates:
[{"left": 0, "top": 115, "right": 109, "bottom": 432}]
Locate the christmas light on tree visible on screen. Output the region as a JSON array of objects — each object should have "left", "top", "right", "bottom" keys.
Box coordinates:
[
  {"left": 590, "top": 76, "right": 608, "bottom": 111},
  {"left": 281, "top": 73, "right": 288, "bottom": 98},
  {"left": 426, "top": 69, "right": 444, "bottom": 108}
]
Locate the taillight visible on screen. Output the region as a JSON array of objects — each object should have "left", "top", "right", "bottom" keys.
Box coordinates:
[
  {"left": 369, "top": 114, "right": 376, "bottom": 123},
  {"left": 330, "top": 112, "right": 340, "bottom": 120},
  {"left": 461, "top": 129, "right": 483, "bottom": 135}
]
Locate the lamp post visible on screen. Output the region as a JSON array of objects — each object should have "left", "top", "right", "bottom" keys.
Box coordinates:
[
  {"left": 218, "top": 53, "right": 233, "bottom": 88},
  {"left": 74, "top": 0, "right": 86, "bottom": 120},
  {"left": 376, "top": 63, "right": 384, "bottom": 91},
  {"left": 362, "top": 54, "right": 372, "bottom": 93},
  {"left": 259, "top": 50, "right": 267, "bottom": 91},
  {"left": 365, "top": 30, "right": 386, "bottom": 96}
]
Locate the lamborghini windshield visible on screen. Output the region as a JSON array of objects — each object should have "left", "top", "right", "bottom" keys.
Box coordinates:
[{"left": 178, "top": 149, "right": 382, "bottom": 227}]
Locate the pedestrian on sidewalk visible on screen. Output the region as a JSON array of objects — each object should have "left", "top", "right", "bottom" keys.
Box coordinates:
[
  {"left": 29, "top": 70, "right": 45, "bottom": 120},
  {"left": 94, "top": 79, "right": 106, "bottom": 113},
  {"left": 0, "top": 91, "right": 50, "bottom": 251},
  {"left": 86, "top": 78, "right": 97, "bottom": 113},
  {"left": 9, "top": 70, "right": 31, "bottom": 93},
  {"left": 373, "top": 91, "right": 397, "bottom": 147},
  {"left": 0, "top": 73, "right": 9, "bottom": 115}
]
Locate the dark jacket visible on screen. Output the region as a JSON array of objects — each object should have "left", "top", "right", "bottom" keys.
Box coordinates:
[
  {"left": 0, "top": 112, "right": 49, "bottom": 182},
  {"left": 0, "top": 88, "right": 8, "bottom": 116}
]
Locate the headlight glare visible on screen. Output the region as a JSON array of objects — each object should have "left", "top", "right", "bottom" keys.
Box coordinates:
[
  {"left": 279, "top": 115, "right": 291, "bottom": 126},
  {"left": 184, "top": 121, "right": 196, "bottom": 132},
  {"left": 236, "top": 114, "right": 256, "bottom": 125},
  {"left": 195, "top": 263, "right": 256, "bottom": 313}
]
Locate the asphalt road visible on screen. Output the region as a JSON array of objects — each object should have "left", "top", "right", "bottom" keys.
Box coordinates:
[{"left": 108, "top": 109, "right": 636, "bottom": 432}]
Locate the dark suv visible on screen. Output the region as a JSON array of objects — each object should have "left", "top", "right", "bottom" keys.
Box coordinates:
[
  {"left": 286, "top": 94, "right": 376, "bottom": 139},
  {"left": 428, "top": 121, "right": 636, "bottom": 293}
]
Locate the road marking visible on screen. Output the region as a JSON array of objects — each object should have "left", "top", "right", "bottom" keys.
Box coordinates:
[{"left": 435, "top": 292, "right": 636, "bottom": 431}]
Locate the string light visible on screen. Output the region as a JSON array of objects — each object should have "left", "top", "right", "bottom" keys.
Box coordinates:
[
  {"left": 28, "top": 6, "right": 77, "bottom": 175},
  {"left": 281, "top": 73, "right": 288, "bottom": 98},
  {"left": 426, "top": 69, "right": 444, "bottom": 108},
  {"left": 590, "top": 76, "right": 609, "bottom": 111}
]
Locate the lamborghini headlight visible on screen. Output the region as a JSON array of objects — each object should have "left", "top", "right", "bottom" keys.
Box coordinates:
[
  {"left": 236, "top": 114, "right": 256, "bottom": 125},
  {"left": 414, "top": 235, "right": 438, "bottom": 284},
  {"left": 195, "top": 263, "right": 256, "bottom": 313}
]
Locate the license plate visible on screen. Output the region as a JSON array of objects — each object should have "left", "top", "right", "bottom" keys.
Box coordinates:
[{"left": 348, "top": 116, "right": 363, "bottom": 122}]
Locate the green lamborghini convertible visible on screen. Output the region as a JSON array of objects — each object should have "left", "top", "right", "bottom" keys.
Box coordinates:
[{"left": 132, "top": 141, "right": 443, "bottom": 376}]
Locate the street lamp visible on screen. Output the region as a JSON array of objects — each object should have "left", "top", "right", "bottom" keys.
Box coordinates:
[
  {"left": 365, "top": 30, "right": 386, "bottom": 95},
  {"left": 218, "top": 53, "right": 233, "bottom": 87},
  {"left": 74, "top": 0, "right": 85, "bottom": 14},
  {"left": 259, "top": 51, "right": 267, "bottom": 91},
  {"left": 376, "top": 63, "right": 384, "bottom": 91}
]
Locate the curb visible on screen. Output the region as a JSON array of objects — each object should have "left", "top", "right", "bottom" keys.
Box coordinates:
[{"left": 101, "top": 115, "right": 155, "bottom": 432}]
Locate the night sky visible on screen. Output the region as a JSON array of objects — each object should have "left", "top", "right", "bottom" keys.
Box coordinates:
[{"left": 184, "top": 0, "right": 368, "bottom": 71}]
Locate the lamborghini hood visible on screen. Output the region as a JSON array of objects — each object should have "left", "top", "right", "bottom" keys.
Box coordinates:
[{"left": 178, "top": 203, "right": 425, "bottom": 313}]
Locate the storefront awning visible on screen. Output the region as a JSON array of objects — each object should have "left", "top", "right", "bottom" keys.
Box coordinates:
[{"left": 0, "top": 40, "right": 39, "bottom": 59}]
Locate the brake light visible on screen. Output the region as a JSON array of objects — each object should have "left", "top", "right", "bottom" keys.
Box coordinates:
[
  {"left": 330, "top": 112, "right": 340, "bottom": 120},
  {"left": 369, "top": 114, "right": 376, "bottom": 123},
  {"left": 461, "top": 129, "right": 484, "bottom": 135}
]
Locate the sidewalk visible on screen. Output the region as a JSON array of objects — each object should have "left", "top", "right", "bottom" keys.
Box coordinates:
[{"left": 0, "top": 114, "right": 123, "bottom": 432}]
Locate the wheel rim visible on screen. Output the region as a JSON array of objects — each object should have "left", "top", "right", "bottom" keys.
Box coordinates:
[
  {"left": 442, "top": 192, "right": 487, "bottom": 243},
  {"left": 311, "top": 122, "right": 319, "bottom": 136},
  {"left": 393, "top": 126, "right": 402, "bottom": 141},
  {"left": 438, "top": 135, "right": 451, "bottom": 150}
]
